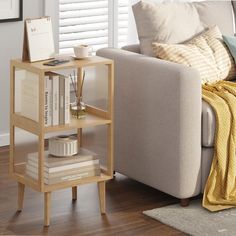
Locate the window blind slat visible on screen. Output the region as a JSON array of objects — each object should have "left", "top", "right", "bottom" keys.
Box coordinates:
[
  {"left": 60, "top": 15, "right": 108, "bottom": 27},
  {"left": 60, "top": 30, "right": 108, "bottom": 41},
  {"left": 118, "top": 1, "right": 128, "bottom": 48},
  {"left": 60, "top": 0, "right": 105, "bottom": 4},
  {"left": 60, "top": 1, "right": 108, "bottom": 12},
  {"left": 60, "top": 9, "right": 108, "bottom": 19},
  {"left": 60, "top": 37, "right": 108, "bottom": 49},
  {"left": 60, "top": 22, "right": 108, "bottom": 34}
]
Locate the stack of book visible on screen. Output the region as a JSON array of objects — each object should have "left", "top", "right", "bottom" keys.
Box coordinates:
[
  {"left": 21, "top": 71, "right": 70, "bottom": 126},
  {"left": 26, "top": 148, "right": 101, "bottom": 184}
]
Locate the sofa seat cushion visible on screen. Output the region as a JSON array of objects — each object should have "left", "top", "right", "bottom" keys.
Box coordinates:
[
  {"left": 201, "top": 147, "right": 214, "bottom": 192},
  {"left": 202, "top": 100, "right": 215, "bottom": 147}
]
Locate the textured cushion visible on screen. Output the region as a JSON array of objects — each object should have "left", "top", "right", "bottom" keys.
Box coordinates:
[
  {"left": 132, "top": 0, "right": 234, "bottom": 56},
  {"left": 152, "top": 26, "right": 236, "bottom": 84},
  {"left": 223, "top": 35, "right": 236, "bottom": 63},
  {"left": 202, "top": 80, "right": 236, "bottom": 148}
]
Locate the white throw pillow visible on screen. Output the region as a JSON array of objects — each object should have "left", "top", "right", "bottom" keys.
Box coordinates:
[
  {"left": 132, "top": 0, "right": 235, "bottom": 57},
  {"left": 132, "top": 1, "right": 204, "bottom": 56}
]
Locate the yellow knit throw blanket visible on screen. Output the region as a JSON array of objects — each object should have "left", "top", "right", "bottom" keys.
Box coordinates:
[{"left": 202, "top": 80, "right": 236, "bottom": 211}]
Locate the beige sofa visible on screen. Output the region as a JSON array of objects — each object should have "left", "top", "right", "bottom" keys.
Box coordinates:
[{"left": 97, "top": 1, "right": 236, "bottom": 205}]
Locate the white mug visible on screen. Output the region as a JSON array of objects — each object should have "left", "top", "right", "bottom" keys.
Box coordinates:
[{"left": 73, "top": 45, "right": 91, "bottom": 59}]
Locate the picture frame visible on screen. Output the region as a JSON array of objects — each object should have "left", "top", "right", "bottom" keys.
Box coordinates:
[{"left": 0, "top": 0, "right": 23, "bottom": 23}]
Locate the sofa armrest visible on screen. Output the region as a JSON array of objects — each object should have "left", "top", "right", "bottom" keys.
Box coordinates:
[
  {"left": 97, "top": 48, "right": 202, "bottom": 198},
  {"left": 121, "top": 44, "right": 140, "bottom": 53}
]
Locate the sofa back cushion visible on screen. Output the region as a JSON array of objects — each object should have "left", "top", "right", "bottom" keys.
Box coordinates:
[
  {"left": 133, "top": 0, "right": 235, "bottom": 56},
  {"left": 152, "top": 26, "right": 236, "bottom": 84},
  {"left": 194, "top": 1, "right": 234, "bottom": 36}
]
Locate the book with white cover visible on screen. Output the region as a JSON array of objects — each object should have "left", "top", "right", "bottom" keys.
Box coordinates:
[
  {"left": 49, "top": 77, "right": 53, "bottom": 126},
  {"left": 27, "top": 148, "right": 98, "bottom": 167},
  {"left": 28, "top": 158, "right": 99, "bottom": 173},
  {"left": 26, "top": 163, "right": 100, "bottom": 178},
  {"left": 44, "top": 76, "right": 52, "bottom": 126},
  {"left": 59, "top": 76, "right": 65, "bottom": 124},
  {"left": 26, "top": 168, "right": 101, "bottom": 184},
  {"left": 64, "top": 77, "right": 70, "bottom": 124},
  {"left": 52, "top": 75, "right": 59, "bottom": 126}
]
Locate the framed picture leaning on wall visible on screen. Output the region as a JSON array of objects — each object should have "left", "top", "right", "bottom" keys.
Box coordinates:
[{"left": 0, "top": 0, "right": 23, "bottom": 23}]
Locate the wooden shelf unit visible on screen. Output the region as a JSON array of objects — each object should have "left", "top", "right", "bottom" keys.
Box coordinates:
[{"left": 10, "top": 56, "right": 114, "bottom": 226}]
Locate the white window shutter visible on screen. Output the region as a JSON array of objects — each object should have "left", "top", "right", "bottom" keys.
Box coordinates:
[
  {"left": 118, "top": 0, "right": 128, "bottom": 48},
  {"left": 59, "top": 0, "right": 128, "bottom": 54}
]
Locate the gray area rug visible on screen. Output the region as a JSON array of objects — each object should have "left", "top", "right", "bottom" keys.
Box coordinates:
[{"left": 143, "top": 200, "right": 236, "bottom": 236}]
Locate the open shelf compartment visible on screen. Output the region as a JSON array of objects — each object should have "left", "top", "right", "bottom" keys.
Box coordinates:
[
  {"left": 13, "top": 107, "right": 111, "bottom": 135},
  {"left": 13, "top": 162, "right": 112, "bottom": 192}
]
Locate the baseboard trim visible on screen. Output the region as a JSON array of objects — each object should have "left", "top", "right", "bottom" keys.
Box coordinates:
[{"left": 0, "top": 133, "right": 10, "bottom": 147}]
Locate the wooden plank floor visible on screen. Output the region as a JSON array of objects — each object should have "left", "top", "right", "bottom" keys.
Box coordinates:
[{"left": 0, "top": 146, "right": 187, "bottom": 236}]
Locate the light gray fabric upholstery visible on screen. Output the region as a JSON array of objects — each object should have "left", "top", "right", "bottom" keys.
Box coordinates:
[
  {"left": 122, "top": 49, "right": 217, "bottom": 149},
  {"left": 201, "top": 147, "right": 214, "bottom": 193},
  {"left": 194, "top": 1, "right": 234, "bottom": 36},
  {"left": 121, "top": 43, "right": 217, "bottom": 152},
  {"left": 122, "top": 44, "right": 140, "bottom": 54},
  {"left": 132, "top": 1, "right": 204, "bottom": 56},
  {"left": 202, "top": 100, "right": 215, "bottom": 147},
  {"left": 121, "top": 46, "right": 217, "bottom": 148},
  {"left": 97, "top": 48, "right": 202, "bottom": 199},
  {"left": 132, "top": 0, "right": 234, "bottom": 56},
  {"left": 124, "top": 37, "right": 233, "bottom": 150}
]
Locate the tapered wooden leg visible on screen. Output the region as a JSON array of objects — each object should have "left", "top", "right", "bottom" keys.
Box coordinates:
[
  {"left": 44, "top": 192, "right": 51, "bottom": 227},
  {"left": 17, "top": 182, "right": 25, "bottom": 211},
  {"left": 180, "top": 198, "right": 190, "bottom": 207},
  {"left": 72, "top": 186, "right": 77, "bottom": 201},
  {"left": 98, "top": 181, "right": 106, "bottom": 214}
]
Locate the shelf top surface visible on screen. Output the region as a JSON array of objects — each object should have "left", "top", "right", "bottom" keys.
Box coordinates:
[
  {"left": 45, "top": 113, "right": 111, "bottom": 133},
  {"left": 11, "top": 56, "right": 113, "bottom": 72},
  {"left": 13, "top": 112, "right": 111, "bottom": 135}
]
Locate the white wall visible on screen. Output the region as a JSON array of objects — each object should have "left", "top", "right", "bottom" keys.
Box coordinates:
[{"left": 0, "top": 0, "right": 44, "bottom": 146}]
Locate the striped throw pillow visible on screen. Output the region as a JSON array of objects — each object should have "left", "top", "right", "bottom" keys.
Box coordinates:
[{"left": 152, "top": 26, "right": 236, "bottom": 84}]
